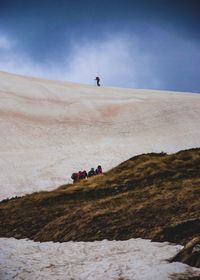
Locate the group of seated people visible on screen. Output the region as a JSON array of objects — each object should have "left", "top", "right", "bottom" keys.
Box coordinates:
[{"left": 71, "top": 165, "right": 103, "bottom": 183}]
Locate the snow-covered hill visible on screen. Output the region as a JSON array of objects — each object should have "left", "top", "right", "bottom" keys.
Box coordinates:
[{"left": 0, "top": 71, "right": 200, "bottom": 200}]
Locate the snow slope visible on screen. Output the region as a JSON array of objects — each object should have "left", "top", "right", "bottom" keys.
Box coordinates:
[
  {"left": 1, "top": 238, "right": 200, "bottom": 280},
  {"left": 0, "top": 71, "right": 200, "bottom": 199}
]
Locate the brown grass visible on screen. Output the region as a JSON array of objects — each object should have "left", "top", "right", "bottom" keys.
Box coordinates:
[{"left": 0, "top": 148, "right": 200, "bottom": 244}]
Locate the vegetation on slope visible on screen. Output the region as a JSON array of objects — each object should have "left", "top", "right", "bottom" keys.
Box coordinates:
[{"left": 0, "top": 148, "right": 200, "bottom": 244}]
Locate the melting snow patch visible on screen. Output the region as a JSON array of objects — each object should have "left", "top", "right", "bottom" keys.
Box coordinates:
[{"left": 0, "top": 238, "right": 200, "bottom": 280}]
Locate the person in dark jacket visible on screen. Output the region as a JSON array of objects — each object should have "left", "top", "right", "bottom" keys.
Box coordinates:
[
  {"left": 71, "top": 172, "right": 78, "bottom": 183},
  {"left": 95, "top": 76, "right": 100, "bottom": 86},
  {"left": 88, "top": 168, "right": 96, "bottom": 177}
]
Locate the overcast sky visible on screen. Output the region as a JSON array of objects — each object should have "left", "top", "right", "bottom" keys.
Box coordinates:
[{"left": 0, "top": 0, "right": 199, "bottom": 92}]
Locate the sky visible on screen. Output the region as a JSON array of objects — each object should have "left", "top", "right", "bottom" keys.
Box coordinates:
[{"left": 0, "top": 0, "right": 199, "bottom": 92}]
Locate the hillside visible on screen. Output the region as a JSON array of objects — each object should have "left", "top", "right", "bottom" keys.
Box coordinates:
[
  {"left": 1, "top": 148, "right": 199, "bottom": 245},
  {"left": 1, "top": 71, "right": 200, "bottom": 200}
]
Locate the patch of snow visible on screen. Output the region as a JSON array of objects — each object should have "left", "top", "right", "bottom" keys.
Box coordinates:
[{"left": 0, "top": 238, "right": 200, "bottom": 280}]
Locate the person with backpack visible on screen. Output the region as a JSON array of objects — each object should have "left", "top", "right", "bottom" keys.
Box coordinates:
[
  {"left": 95, "top": 76, "right": 100, "bottom": 87},
  {"left": 88, "top": 168, "right": 96, "bottom": 177},
  {"left": 71, "top": 172, "right": 78, "bottom": 183},
  {"left": 78, "top": 171, "right": 84, "bottom": 180},
  {"left": 96, "top": 165, "right": 103, "bottom": 174},
  {"left": 82, "top": 170, "right": 88, "bottom": 179}
]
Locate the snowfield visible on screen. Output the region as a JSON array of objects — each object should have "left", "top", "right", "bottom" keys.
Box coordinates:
[
  {"left": 0, "top": 71, "right": 200, "bottom": 200},
  {"left": 1, "top": 238, "right": 200, "bottom": 280}
]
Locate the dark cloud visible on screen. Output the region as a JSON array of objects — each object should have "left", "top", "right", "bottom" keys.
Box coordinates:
[
  {"left": 0, "top": 0, "right": 199, "bottom": 92},
  {"left": 1, "top": 0, "right": 199, "bottom": 33}
]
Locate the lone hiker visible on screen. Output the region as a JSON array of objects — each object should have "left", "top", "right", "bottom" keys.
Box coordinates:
[{"left": 95, "top": 76, "right": 100, "bottom": 87}]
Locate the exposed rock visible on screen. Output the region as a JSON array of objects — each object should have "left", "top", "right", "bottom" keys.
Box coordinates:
[{"left": 171, "top": 236, "right": 200, "bottom": 268}]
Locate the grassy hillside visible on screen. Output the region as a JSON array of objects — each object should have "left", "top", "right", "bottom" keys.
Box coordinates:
[{"left": 0, "top": 148, "right": 200, "bottom": 244}]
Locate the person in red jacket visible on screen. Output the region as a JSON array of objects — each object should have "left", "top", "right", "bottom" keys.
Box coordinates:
[{"left": 95, "top": 76, "right": 100, "bottom": 86}]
